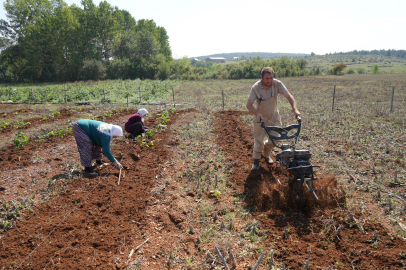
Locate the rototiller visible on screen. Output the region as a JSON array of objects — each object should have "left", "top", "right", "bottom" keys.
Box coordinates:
[{"left": 259, "top": 117, "right": 320, "bottom": 201}]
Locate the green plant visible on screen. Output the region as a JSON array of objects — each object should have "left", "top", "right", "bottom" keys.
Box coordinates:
[
  {"left": 15, "top": 121, "right": 31, "bottom": 129},
  {"left": 209, "top": 190, "right": 221, "bottom": 198},
  {"left": 13, "top": 131, "right": 29, "bottom": 149},
  {"left": 57, "top": 127, "right": 72, "bottom": 138}
]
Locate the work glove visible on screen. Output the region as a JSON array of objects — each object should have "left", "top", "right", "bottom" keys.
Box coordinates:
[{"left": 113, "top": 160, "right": 123, "bottom": 170}]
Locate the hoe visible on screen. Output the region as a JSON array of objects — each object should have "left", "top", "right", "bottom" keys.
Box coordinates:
[{"left": 259, "top": 117, "right": 320, "bottom": 202}]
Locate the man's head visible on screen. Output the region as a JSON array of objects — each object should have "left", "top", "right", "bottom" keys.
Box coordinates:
[{"left": 261, "top": 67, "right": 274, "bottom": 88}]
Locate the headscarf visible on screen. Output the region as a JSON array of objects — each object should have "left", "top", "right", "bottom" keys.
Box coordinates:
[
  {"left": 137, "top": 108, "right": 148, "bottom": 117},
  {"left": 97, "top": 123, "right": 123, "bottom": 141}
]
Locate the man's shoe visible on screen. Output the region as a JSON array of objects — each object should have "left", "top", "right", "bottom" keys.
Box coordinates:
[
  {"left": 84, "top": 167, "right": 97, "bottom": 176},
  {"left": 262, "top": 153, "right": 274, "bottom": 164},
  {"left": 251, "top": 159, "right": 260, "bottom": 170},
  {"left": 264, "top": 157, "right": 274, "bottom": 164},
  {"left": 251, "top": 163, "right": 260, "bottom": 170}
]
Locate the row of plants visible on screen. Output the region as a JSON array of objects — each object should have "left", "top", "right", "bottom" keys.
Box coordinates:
[
  {"left": 0, "top": 79, "right": 180, "bottom": 104},
  {"left": 134, "top": 108, "right": 172, "bottom": 148},
  {"left": 12, "top": 127, "right": 73, "bottom": 149}
]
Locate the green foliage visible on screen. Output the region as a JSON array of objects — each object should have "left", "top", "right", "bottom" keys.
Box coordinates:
[
  {"left": 372, "top": 64, "right": 380, "bottom": 74},
  {"left": 347, "top": 68, "right": 355, "bottom": 74},
  {"left": 357, "top": 68, "right": 366, "bottom": 74},
  {"left": 80, "top": 60, "right": 107, "bottom": 81},
  {"left": 331, "top": 63, "right": 347, "bottom": 75},
  {"left": 57, "top": 127, "right": 72, "bottom": 138},
  {"left": 0, "top": 0, "right": 172, "bottom": 82},
  {"left": 0, "top": 79, "right": 179, "bottom": 103},
  {"left": 13, "top": 131, "right": 28, "bottom": 149},
  {"left": 15, "top": 121, "right": 31, "bottom": 129}
]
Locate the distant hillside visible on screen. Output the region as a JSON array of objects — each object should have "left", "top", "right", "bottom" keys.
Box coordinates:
[{"left": 190, "top": 52, "right": 309, "bottom": 60}]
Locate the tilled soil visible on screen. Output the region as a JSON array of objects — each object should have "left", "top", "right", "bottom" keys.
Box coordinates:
[
  {"left": 0, "top": 108, "right": 76, "bottom": 136},
  {"left": 0, "top": 109, "right": 405, "bottom": 269},
  {"left": 214, "top": 111, "right": 406, "bottom": 270}
]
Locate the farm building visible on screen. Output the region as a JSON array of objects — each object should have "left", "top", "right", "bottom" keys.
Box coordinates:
[{"left": 205, "top": 57, "right": 226, "bottom": 63}]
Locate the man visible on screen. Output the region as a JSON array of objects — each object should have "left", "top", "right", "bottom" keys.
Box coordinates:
[{"left": 246, "top": 67, "right": 301, "bottom": 170}]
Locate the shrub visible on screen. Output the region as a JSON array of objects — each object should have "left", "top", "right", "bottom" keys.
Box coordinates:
[
  {"left": 80, "top": 60, "right": 107, "bottom": 81},
  {"left": 332, "top": 63, "right": 347, "bottom": 75},
  {"left": 347, "top": 68, "right": 355, "bottom": 74},
  {"left": 357, "top": 68, "right": 366, "bottom": 74}
]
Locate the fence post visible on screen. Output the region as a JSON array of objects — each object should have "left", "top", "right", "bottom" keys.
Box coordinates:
[
  {"left": 103, "top": 88, "right": 106, "bottom": 101},
  {"left": 64, "top": 85, "right": 67, "bottom": 103},
  {"left": 390, "top": 86, "right": 395, "bottom": 113},
  {"left": 126, "top": 93, "right": 129, "bottom": 108},
  {"left": 139, "top": 86, "right": 141, "bottom": 104},
  {"left": 31, "top": 88, "right": 33, "bottom": 103},
  {"left": 332, "top": 85, "right": 336, "bottom": 112},
  {"left": 222, "top": 90, "right": 225, "bottom": 111},
  {"left": 172, "top": 87, "right": 175, "bottom": 107}
]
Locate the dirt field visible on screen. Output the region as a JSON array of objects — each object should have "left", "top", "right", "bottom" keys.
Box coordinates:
[{"left": 0, "top": 104, "right": 405, "bottom": 269}]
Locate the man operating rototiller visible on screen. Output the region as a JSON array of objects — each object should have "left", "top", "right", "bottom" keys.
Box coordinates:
[{"left": 246, "top": 67, "right": 301, "bottom": 170}]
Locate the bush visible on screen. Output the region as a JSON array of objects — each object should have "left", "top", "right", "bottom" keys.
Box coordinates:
[
  {"left": 347, "top": 68, "right": 355, "bottom": 74},
  {"left": 332, "top": 63, "right": 347, "bottom": 75},
  {"left": 80, "top": 59, "right": 107, "bottom": 81},
  {"left": 357, "top": 68, "right": 366, "bottom": 74},
  {"left": 106, "top": 59, "right": 131, "bottom": 79},
  {"left": 371, "top": 64, "right": 380, "bottom": 74}
]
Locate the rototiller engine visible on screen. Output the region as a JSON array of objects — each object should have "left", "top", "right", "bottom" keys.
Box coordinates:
[{"left": 259, "top": 117, "right": 320, "bottom": 201}]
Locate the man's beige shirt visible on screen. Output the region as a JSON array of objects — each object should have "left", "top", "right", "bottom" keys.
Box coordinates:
[{"left": 248, "top": 79, "right": 288, "bottom": 106}]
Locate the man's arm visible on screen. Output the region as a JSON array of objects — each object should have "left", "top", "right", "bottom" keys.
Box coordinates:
[
  {"left": 282, "top": 92, "right": 301, "bottom": 118},
  {"left": 246, "top": 99, "right": 262, "bottom": 122}
]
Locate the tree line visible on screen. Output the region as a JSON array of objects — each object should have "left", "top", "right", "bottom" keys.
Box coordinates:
[
  {"left": 330, "top": 49, "right": 406, "bottom": 58},
  {"left": 1, "top": 0, "right": 403, "bottom": 83},
  {"left": 0, "top": 0, "right": 171, "bottom": 82}
]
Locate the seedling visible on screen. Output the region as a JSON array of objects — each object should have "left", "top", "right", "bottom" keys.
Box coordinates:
[{"left": 13, "top": 131, "right": 29, "bottom": 149}]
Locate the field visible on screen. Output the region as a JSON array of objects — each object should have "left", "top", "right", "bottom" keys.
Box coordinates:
[{"left": 0, "top": 74, "right": 405, "bottom": 269}]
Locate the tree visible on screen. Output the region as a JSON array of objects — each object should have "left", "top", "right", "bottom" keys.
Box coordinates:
[
  {"left": 296, "top": 58, "right": 307, "bottom": 69},
  {"left": 371, "top": 64, "right": 380, "bottom": 74},
  {"left": 80, "top": 59, "right": 106, "bottom": 80},
  {"left": 332, "top": 63, "right": 347, "bottom": 75}
]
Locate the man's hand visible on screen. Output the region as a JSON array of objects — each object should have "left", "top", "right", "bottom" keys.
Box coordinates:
[
  {"left": 256, "top": 113, "right": 263, "bottom": 122},
  {"left": 113, "top": 160, "right": 123, "bottom": 170},
  {"left": 246, "top": 99, "right": 263, "bottom": 122},
  {"left": 294, "top": 110, "right": 301, "bottom": 118}
]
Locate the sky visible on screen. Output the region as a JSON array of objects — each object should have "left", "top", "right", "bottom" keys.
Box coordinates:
[{"left": 1, "top": 0, "right": 405, "bottom": 59}]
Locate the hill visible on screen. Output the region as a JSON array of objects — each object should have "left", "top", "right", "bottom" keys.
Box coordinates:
[{"left": 190, "top": 52, "right": 309, "bottom": 60}]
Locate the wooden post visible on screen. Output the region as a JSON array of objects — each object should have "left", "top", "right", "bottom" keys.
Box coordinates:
[
  {"left": 31, "top": 88, "right": 33, "bottom": 103},
  {"left": 103, "top": 88, "right": 106, "bottom": 101},
  {"left": 139, "top": 86, "right": 141, "bottom": 104},
  {"left": 172, "top": 87, "right": 175, "bottom": 107},
  {"left": 332, "top": 85, "right": 336, "bottom": 112},
  {"left": 222, "top": 90, "right": 225, "bottom": 111},
  {"left": 64, "top": 85, "right": 67, "bottom": 103},
  {"left": 126, "top": 93, "right": 129, "bottom": 108},
  {"left": 390, "top": 86, "right": 395, "bottom": 113}
]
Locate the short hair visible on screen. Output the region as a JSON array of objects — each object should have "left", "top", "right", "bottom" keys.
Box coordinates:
[{"left": 261, "top": 67, "right": 274, "bottom": 77}]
